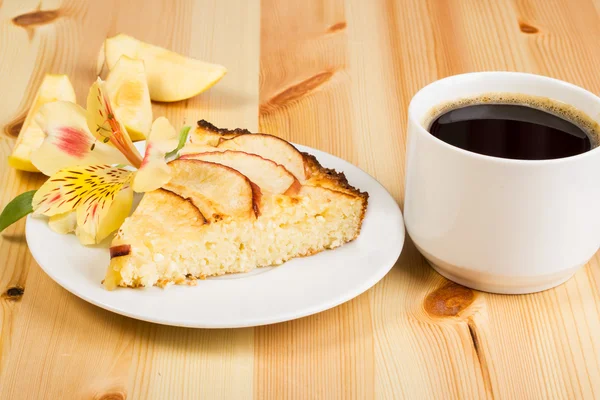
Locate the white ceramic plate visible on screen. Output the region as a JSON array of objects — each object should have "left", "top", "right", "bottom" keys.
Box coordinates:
[{"left": 26, "top": 145, "right": 405, "bottom": 328}]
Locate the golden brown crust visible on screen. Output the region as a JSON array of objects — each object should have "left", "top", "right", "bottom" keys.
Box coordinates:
[
  {"left": 302, "top": 152, "right": 366, "bottom": 198},
  {"left": 301, "top": 152, "right": 369, "bottom": 237},
  {"left": 197, "top": 119, "right": 252, "bottom": 137}
]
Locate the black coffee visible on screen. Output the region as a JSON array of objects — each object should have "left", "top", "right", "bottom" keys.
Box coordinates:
[{"left": 428, "top": 100, "right": 596, "bottom": 160}]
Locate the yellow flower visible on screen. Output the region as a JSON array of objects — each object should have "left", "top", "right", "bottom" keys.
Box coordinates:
[
  {"left": 29, "top": 78, "right": 188, "bottom": 244},
  {"left": 33, "top": 165, "right": 134, "bottom": 245},
  {"left": 32, "top": 79, "right": 142, "bottom": 175}
]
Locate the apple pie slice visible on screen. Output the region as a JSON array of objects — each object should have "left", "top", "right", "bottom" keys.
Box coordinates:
[{"left": 104, "top": 121, "right": 368, "bottom": 289}]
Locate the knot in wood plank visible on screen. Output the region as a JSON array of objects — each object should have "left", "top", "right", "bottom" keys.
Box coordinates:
[
  {"left": 424, "top": 282, "right": 475, "bottom": 317},
  {"left": 261, "top": 71, "right": 334, "bottom": 114},
  {"left": 519, "top": 22, "right": 539, "bottom": 34},
  {"left": 2, "top": 286, "right": 25, "bottom": 301},
  {"left": 12, "top": 9, "right": 60, "bottom": 28},
  {"left": 328, "top": 22, "right": 347, "bottom": 32},
  {"left": 95, "top": 391, "right": 126, "bottom": 400}
]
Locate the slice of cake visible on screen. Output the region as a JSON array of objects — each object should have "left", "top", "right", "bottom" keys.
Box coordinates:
[{"left": 103, "top": 121, "right": 368, "bottom": 289}]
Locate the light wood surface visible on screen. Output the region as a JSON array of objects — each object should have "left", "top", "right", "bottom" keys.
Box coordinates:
[{"left": 1, "top": 0, "right": 599, "bottom": 398}]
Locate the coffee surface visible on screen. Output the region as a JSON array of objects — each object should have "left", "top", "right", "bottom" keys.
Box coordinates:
[{"left": 427, "top": 95, "right": 598, "bottom": 160}]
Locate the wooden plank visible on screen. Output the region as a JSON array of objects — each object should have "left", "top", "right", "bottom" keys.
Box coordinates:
[
  {"left": 477, "top": 1, "right": 600, "bottom": 397},
  {"left": 257, "top": 0, "right": 600, "bottom": 398},
  {"left": 0, "top": 0, "right": 89, "bottom": 380},
  {"left": 350, "top": 0, "right": 600, "bottom": 398},
  {"left": 345, "top": 0, "right": 516, "bottom": 398},
  {"left": 255, "top": 1, "right": 375, "bottom": 399},
  {"left": 0, "top": 0, "right": 259, "bottom": 398}
]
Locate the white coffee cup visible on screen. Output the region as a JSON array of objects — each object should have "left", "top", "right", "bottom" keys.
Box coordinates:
[{"left": 404, "top": 72, "right": 600, "bottom": 294}]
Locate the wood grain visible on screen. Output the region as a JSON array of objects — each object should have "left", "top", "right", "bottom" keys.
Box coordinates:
[
  {"left": 0, "top": 0, "right": 258, "bottom": 398},
  {"left": 0, "top": 0, "right": 599, "bottom": 398},
  {"left": 256, "top": 0, "right": 600, "bottom": 399},
  {"left": 256, "top": 2, "right": 375, "bottom": 399}
]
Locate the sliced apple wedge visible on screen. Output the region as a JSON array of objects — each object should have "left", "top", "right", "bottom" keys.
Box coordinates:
[
  {"left": 105, "top": 55, "right": 152, "bottom": 141},
  {"left": 164, "top": 159, "right": 260, "bottom": 220},
  {"left": 217, "top": 134, "right": 308, "bottom": 181},
  {"left": 179, "top": 143, "right": 225, "bottom": 155},
  {"left": 181, "top": 150, "right": 300, "bottom": 195},
  {"left": 190, "top": 119, "right": 250, "bottom": 145},
  {"left": 48, "top": 211, "right": 77, "bottom": 234},
  {"left": 103, "top": 34, "right": 227, "bottom": 102},
  {"left": 8, "top": 74, "right": 76, "bottom": 172}
]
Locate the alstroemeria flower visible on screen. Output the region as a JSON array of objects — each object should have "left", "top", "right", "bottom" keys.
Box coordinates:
[
  {"left": 32, "top": 78, "right": 143, "bottom": 176},
  {"left": 32, "top": 165, "right": 134, "bottom": 245},
  {"left": 31, "top": 101, "right": 131, "bottom": 176},
  {"left": 25, "top": 78, "right": 189, "bottom": 244}
]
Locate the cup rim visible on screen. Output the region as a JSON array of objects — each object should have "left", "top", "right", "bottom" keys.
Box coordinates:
[{"left": 408, "top": 71, "right": 600, "bottom": 165}]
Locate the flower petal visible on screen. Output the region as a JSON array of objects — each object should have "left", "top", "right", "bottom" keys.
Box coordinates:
[
  {"left": 76, "top": 184, "right": 133, "bottom": 245},
  {"left": 32, "top": 101, "right": 130, "bottom": 176},
  {"left": 87, "top": 78, "right": 143, "bottom": 168},
  {"left": 32, "top": 165, "right": 134, "bottom": 218},
  {"left": 132, "top": 117, "right": 179, "bottom": 192}
]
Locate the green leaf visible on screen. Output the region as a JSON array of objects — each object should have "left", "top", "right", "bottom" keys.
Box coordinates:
[
  {"left": 165, "top": 126, "right": 191, "bottom": 160},
  {"left": 0, "top": 190, "right": 36, "bottom": 233}
]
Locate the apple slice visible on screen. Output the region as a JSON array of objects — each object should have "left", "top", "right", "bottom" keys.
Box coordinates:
[
  {"left": 190, "top": 119, "right": 250, "bottom": 146},
  {"left": 181, "top": 150, "right": 300, "bottom": 195},
  {"left": 105, "top": 55, "right": 152, "bottom": 141},
  {"left": 217, "top": 134, "right": 308, "bottom": 181},
  {"left": 164, "top": 159, "right": 260, "bottom": 220},
  {"left": 8, "top": 74, "right": 76, "bottom": 172},
  {"left": 179, "top": 143, "right": 224, "bottom": 155},
  {"left": 48, "top": 211, "right": 77, "bottom": 234},
  {"left": 103, "top": 34, "right": 227, "bottom": 102}
]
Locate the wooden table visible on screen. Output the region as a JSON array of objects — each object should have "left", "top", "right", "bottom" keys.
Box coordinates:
[{"left": 1, "top": 0, "right": 599, "bottom": 398}]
